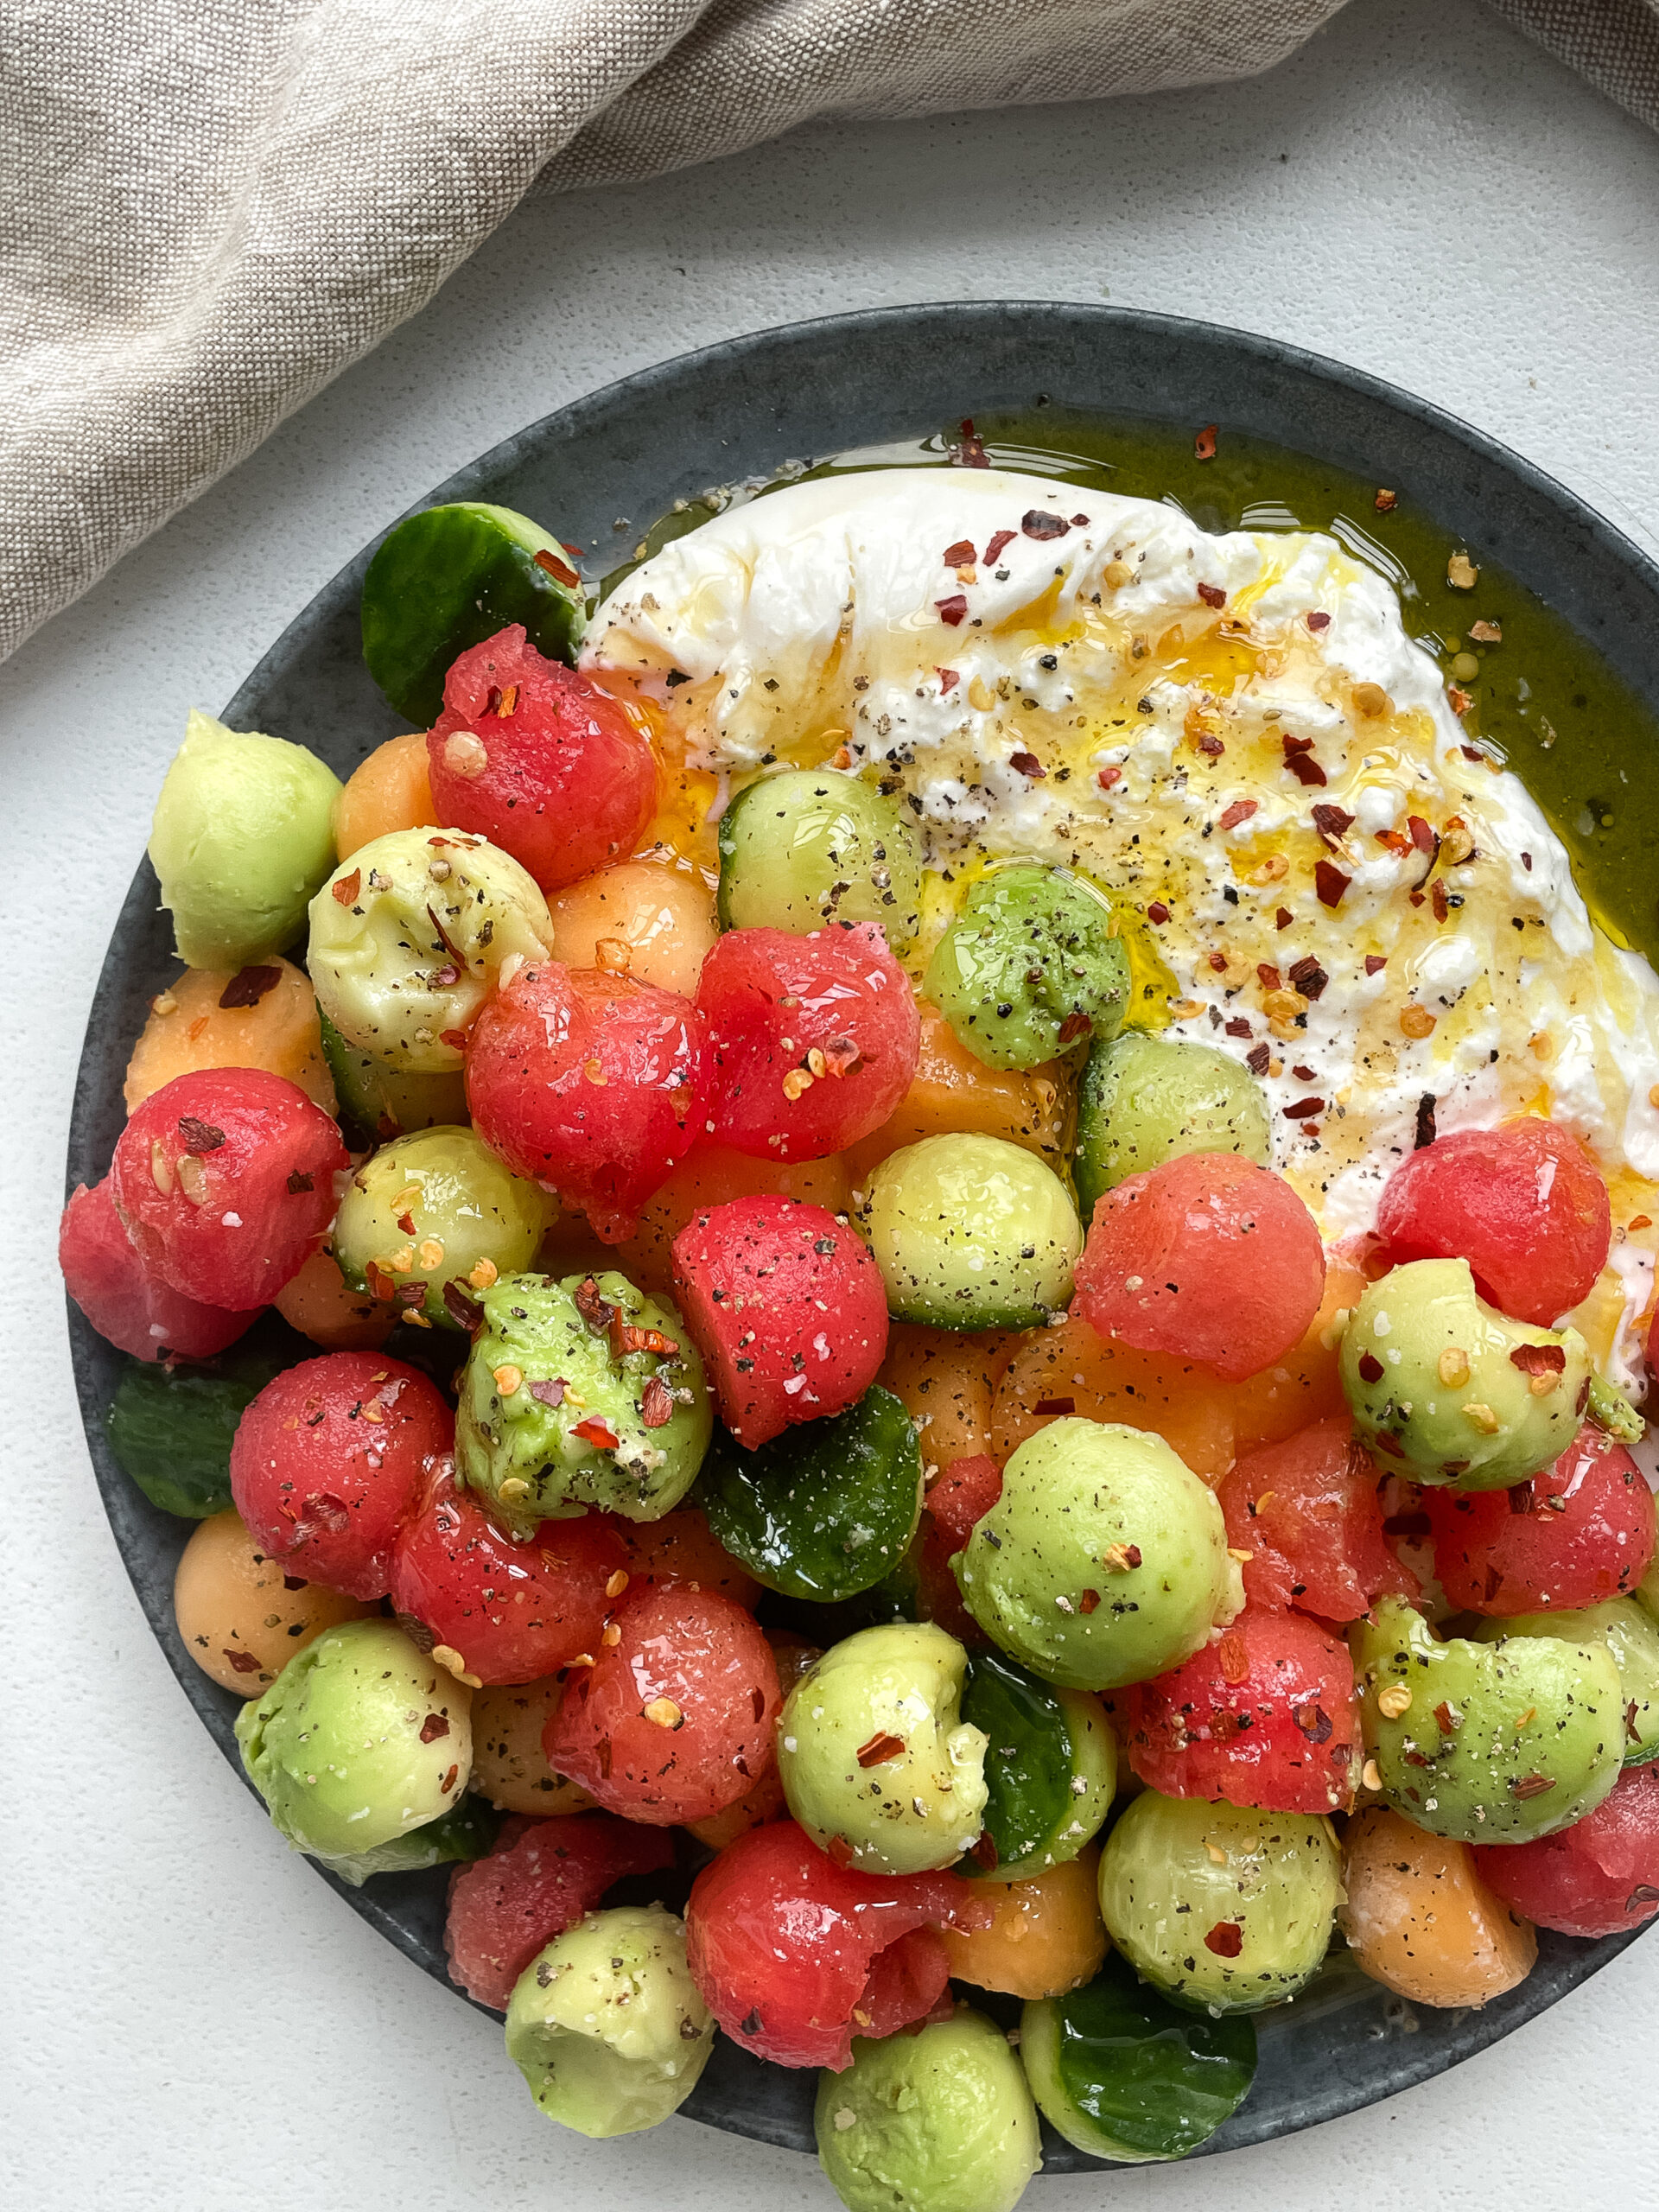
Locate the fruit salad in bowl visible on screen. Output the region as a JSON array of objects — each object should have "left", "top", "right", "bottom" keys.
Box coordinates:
[{"left": 61, "top": 463, "right": 1659, "bottom": 2211}]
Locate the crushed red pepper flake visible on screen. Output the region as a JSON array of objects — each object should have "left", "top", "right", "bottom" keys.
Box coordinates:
[
  {"left": 1364, "top": 954, "right": 1388, "bottom": 976},
  {"left": 1288, "top": 956, "right": 1328, "bottom": 1001},
  {"left": 1009, "top": 751, "right": 1046, "bottom": 778},
  {"left": 1275, "top": 906, "right": 1294, "bottom": 931},
  {"left": 935, "top": 594, "right": 969, "bottom": 626},
  {"left": 571, "top": 1415, "right": 620, "bottom": 1451},
  {"left": 640, "top": 1376, "right": 674, "bottom": 1428},
  {"left": 1194, "top": 424, "right": 1218, "bottom": 461},
  {"left": 1218, "top": 1634, "right": 1249, "bottom": 1685},
  {"left": 219, "top": 965, "right": 282, "bottom": 1009},
  {"left": 177, "top": 1115, "right": 227, "bottom": 1154},
  {"left": 856, "top": 1732, "right": 906, "bottom": 1768},
  {"left": 1311, "top": 803, "right": 1355, "bottom": 846},
  {"left": 1510, "top": 1343, "right": 1567, "bottom": 1377},
  {"left": 534, "top": 547, "right": 580, "bottom": 588},
  {"left": 1197, "top": 582, "right": 1226, "bottom": 608},
  {"left": 1056, "top": 1011, "right": 1092, "bottom": 1044},
  {"left": 1021, "top": 509, "right": 1069, "bottom": 541},
  {"left": 1283, "top": 1096, "right": 1325, "bottom": 1119},
  {"left": 419, "top": 1713, "right": 450, "bottom": 1744},
  {"left": 943, "top": 538, "right": 976, "bottom": 567},
  {"left": 1358, "top": 1351, "right": 1385, "bottom": 1384},
  {"left": 1204, "top": 1921, "right": 1243, "bottom": 1957},
  {"left": 1315, "top": 861, "right": 1351, "bottom": 909},
  {"left": 1033, "top": 1396, "right": 1076, "bottom": 1416},
  {"left": 286, "top": 1169, "right": 315, "bottom": 1194},
  {"left": 1096, "top": 765, "right": 1123, "bottom": 791},
  {"left": 937, "top": 667, "right": 960, "bottom": 694},
  {"left": 1306, "top": 610, "right": 1331, "bottom": 632},
  {"left": 1147, "top": 901, "right": 1170, "bottom": 925},
  {"left": 333, "top": 869, "right": 362, "bottom": 906},
  {"left": 1218, "top": 798, "right": 1258, "bottom": 830},
  {"left": 1246, "top": 1043, "right": 1271, "bottom": 1075},
  {"left": 1431, "top": 879, "right": 1451, "bottom": 924},
  {"left": 1257, "top": 963, "right": 1283, "bottom": 991},
  {"left": 983, "top": 526, "right": 1016, "bottom": 565},
  {"left": 529, "top": 1376, "right": 568, "bottom": 1408},
  {"left": 953, "top": 419, "right": 989, "bottom": 469}
]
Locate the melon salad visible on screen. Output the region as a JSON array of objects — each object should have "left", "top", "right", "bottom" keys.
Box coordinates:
[{"left": 60, "top": 486, "right": 1659, "bottom": 2206}]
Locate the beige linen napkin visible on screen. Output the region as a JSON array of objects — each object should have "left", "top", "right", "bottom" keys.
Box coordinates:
[{"left": 2, "top": 0, "right": 1655, "bottom": 662}]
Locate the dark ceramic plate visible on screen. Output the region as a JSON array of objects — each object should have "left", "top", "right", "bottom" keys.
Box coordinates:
[{"left": 67, "top": 304, "right": 1659, "bottom": 2169}]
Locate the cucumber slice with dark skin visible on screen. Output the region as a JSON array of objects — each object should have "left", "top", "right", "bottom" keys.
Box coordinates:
[
  {"left": 699, "top": 1386, "right": 924, "bottom": 1603},
  {"left": 323, "top": 1792, "right": 504, "bottom": 1888},
  {"left": 106, "top": 1338, "right": 291, "bottom": 1517},
  {"left": 361, "top": 503, "right": 587, "bottom": 727},
  {"left": 318, "top": 1005, "right": 469, "bottom": 1146},
  {"left": 1020, "top": 1954, "right": 1257, "bottom": 2163},
  {"left": 1073, "top": 1031, "right": 1270, "bottom": 1226},
  {"left": 960, "top": 1648, "right": 1116, "bottom": 1879}
]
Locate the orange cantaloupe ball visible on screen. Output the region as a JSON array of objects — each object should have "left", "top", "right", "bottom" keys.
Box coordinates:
[
  {"left": 548, "top": 860, "right": 718, "bottom": 1000},
  {"left": 174, "top": 1510, "right": 373, "bottom": 1695},
  {"left": 991, "top": 1316, "right": 1236, "bottom": 1485},
  {"left": 844, "top": 1004, "right": 1072, "bottom": 1185},
  {"left": 1230, "top": 1256, "right": 1366, "bottom": 1454},
  {"left": 1340, "top": 1807, "right": 1537, "bottom": 2008},
  {"left": 273, "top": 1248, "right": 394, "bottom": 1351},
  {"left": 469, "top": 1678, "right": 597, "bottom": 1816},
  {"left": 685, "top": 1766, "right": 787, "bottom": 1850},
  {"left": 123, "top": 957, "right": 335, "bottom": 1115},
  {"left": 879, "top": 1324, "right": 1012, "bottom": 1471},
  {"left": 937, "top": 1849, "right": 1109, "bottom": 2000},
  {"left": 333, "top": 730, "right": 438, "bottom": 859},
  {"left": 593, "top": 1142, "right": 855, "bottom": 1295}
]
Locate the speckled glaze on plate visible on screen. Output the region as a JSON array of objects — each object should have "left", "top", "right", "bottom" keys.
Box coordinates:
[{"left": 66, "top": 304, "right": 1659, "bottom": 2169}]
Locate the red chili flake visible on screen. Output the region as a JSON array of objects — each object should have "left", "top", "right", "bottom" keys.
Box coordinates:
[
  {"left": 571, "top": 1415, "right": 620, "bottom": 1451},
  {"left": 1275, "top": 906, "right": 1294, "bottom": 931},
  {"left": 439, "top": 1764, "right": 460, "bottom": 1795},
  {"left": 936, "top": 594, "right": 969, "bottom": 626},
  {"left": 1096, "top": 765, "right": 1123, "bottom": 791},
  {"left": 442, "top": 1279, "right": 482, "bottom": 1332},
  {"left": 1285, "top": 748, "right": 1327, "bottom": 789},
  {"left": 486, "top": 683, "right": 520, "bottom": 717},
  {"left": 610, "top": 1315, "right": 681, "bottom": 1360},
  {"left": 937, "top": 667, "right": 960, "bottom": 695},
  {"left": 534, "top": 546, "right": 580, "bottom": 588},
  {"left": 1374, "top": 1430, "right": 1405, "bottom": 1460},
  {"left": 1218, "top": 1634, "right": 1249, "bottom": 1685},
  {"left": 1294, "top": 1701, "right": 1334, "bottom": 1745},
  {"left": 286, "top": 1170, "right": 315, "bottom": 1194},
  {"left": 983, "top": 527, "right": 1016, "bottom": 566},
  {"left": 1204, "top": 1921, "right": 1243, "bottom": 1957},
  {"left": 177, "top": 1116, "right": 227, "bottom": 1154},
  {"left": 1408, "top": 815, "right": 1437, "bottom": 855},
  {"left": 1287, "top": 956, "right": 1328, "bottom": 1001},
  {"left": 1431, "top": 879, "right": 1450, "bottom": 924},
  {"left": 1306, "top": 610, "right": 1331, "bottom": 632},
  {"left": 574, "top": 1276, "right": 613, "bottom": 1331},
  {"left": 943, "top": 538, "right": 976, "bottom": 568},
  {"left": 952, "top": 418, "right": 989, "bottom": 468},
  {"left": 1292, "top": 1065, "right": 1317, "bottom": 1081},
  {"left": 396, "top": 1282, "right": 426, "bottom": 1309},
  {"left": 1009, "top": 751, "right": 1046, "bottom": 778},
  {"left": 1257, "top": 963, "right": 1283, "bottom": 992},
  {"left": 1358, "top": 1351, "right": 1385, "bottom": 1384},
  {"left": 1408, "top": 889, "right": 1427, "bottom": 908},
  {"left": 1033, "top": 1396, "right": 1076, "bottom": 1417},
  {"left": 820, "top": 1033, "right": 863, "bottom": 1077},
  {"left": 1460, "top": 742, "right": 1485, "bottom": 762},
  {"left": 971, "top": 1831, "right": 1001, "bottom": 1871},
  {"left": 1057, "top": 1012, "right": 1093, "bottom": 1045},
  {"left": 1147, "top": 901, "right": 1170, "bottom": 925},
  {"left": 1197, "top": 582, "right": 1226, "bottom": 608},
  {"left": 1283, "top": 1096, "right": 1325, "bottom": 1119},
  {"left": 529, "top": 1377, "right": 567, "bottom": 1408},
  {"left": 1218, "top": 798, "right": 1258, "bottom": 831},
  {"left": 1375, "top": 488, "right": 1399, "bottom": 512},
  {"left": 1376, "top": 828, "right": 1413, "bottom": 856},
  {"left": 1195, "top": 731, "right": 1225, "bottom": 758},
  {"left": 826, "top": 1834, "right": 857, "bottom": 1868},
  {"left": 1510, "top": 1773, "right": 1556, "bottom": 1801},
  {"left": 1021, "top": 510, "right": 1069, "bottom": 540},
  {"left": 1311, "top": 804, "right": 1355, "bottom": 846},
  {"left": 366, "top": 1261, "right": 398, "bottom": 1304},
  {"left": 1226, "top": 1017, "right": 1252, "bottom": 1039},
  {"left": 1194, "top": 424, "right": 1218, "bottom": 461},
  {"left": 1364, "top": 954, "right": 1388, "bottom": 976},
  {"left": 1209, "top": 953, "right": 1230, "bottom": 974},
  {"left": 1315, "top": 861, "right": 1351, "bottom": 909},
  {"left": 640, "top": 1376, "right": 675, "bottom": 1429},
  {"left": 419, "top": 1713, "right": 450, "bottom": 1744},
  {"left": 426, "top": 903, "right": 467, "bottom": 966},
  {"left": 1433, "top": 1701, "right": 1462, "bottom": 1735},
  {"left": 218, "top": 964, "right": 282, "bottom": 1009},
  {"left": 1510, "top": 1343, "right": 1567, "bottom": 1378},
  {"left": 1414, "top": 1094, "right": 1438, "bottom": 1148},
  {"left": 439, "top": 1028, "right": 468, "bottom": 1050},
  {"left": 1246, "top": 1044, "right": 1271, "bottom": 1075},
  {"left": 222, "top": 1648, "right": 261, "bottom": 1675},
  {"left": 333, "top": 869, "right": 362, "bottom": 906},
  {"left": 856, "top": 1732, "right": 906, "bottom": 1767},
  {"left": 1448, "top": 685, "right": 1474, "bottom": 716}
]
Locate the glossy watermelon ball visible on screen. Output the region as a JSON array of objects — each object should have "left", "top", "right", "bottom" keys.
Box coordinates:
[
  {"left": 696, "top": 921, "right": 921, "bottom": 1161},
  {"left": 1474, "top": 1762, "right": 1659, "bottom": 1939},
  {"left": 1376, "top": 1119, "right": 1611, "bottom": 1326},
  {"left": 230, "top": 1352, "right": 453, "bottom": 1599},
  {"left": 427, "top": 626, "right": 658, "bottom": 890},
  {"left": 444, "top": 1811, "right": 675, "bottom": 2009},
  {"left": 59, "top": 1177, "right": 262, "bottom": 1360},
  {"left": 1071, "top": 1151, "right": 1326, "bottom": 1383},
  {"left": 1217, "top": 1414, "right": 1419, "bottom": 1623},
  {"left": 111, "top": 1068, "right": 348, "bottom": 1309},
  {"left": 1420, "top": 1424, "right": 1656, "bottom": 1615},
  {"left": 389, "top": 1462, "right": 630, "bottom": 1684},
  {"left": 1119, "top": 1609, "right": 1362, "bottom": 1815},
  {"left": 543, "top": 1583, "right": 780, "bottom": 1825},
  {"left": 466, "top": 960, "right": 709, "bottom": 1241},
  {"left": 671, "top": 1194, "right": 890, "bottom": 1449},
  {"left": 683, "top": 1817, "right": 988, "bottom": 2070}
]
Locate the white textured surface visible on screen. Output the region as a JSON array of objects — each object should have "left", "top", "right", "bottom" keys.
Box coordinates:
[{"left": 5, "top": 1, "right": 1658, "bottom": 2204}]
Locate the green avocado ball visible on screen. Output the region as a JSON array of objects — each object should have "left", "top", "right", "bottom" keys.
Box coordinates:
[
  {"left": 815, "top": 2005, "right": 1042, "bottom": 2212},
  {"left": 333, "top": 1127, "right": 556, "bottom": 1328},
  {"left": 1351, "top": 1597, "right": 1624, "bottom": 1841},
  {"left": 1471, "top": 1599, "right": 1659, "bottom": 1766},
  {"left": 1073, "top": 1031, "right": 1271, "bottom": 1224},
  {"left": 924, "top": 863, "right": 1129, "bottom": 1071},
  {"left": 308, "top": 827, "right": 553, "bottom": 1073},
  {"left": 1097, "top": 1792, "right": 1342, "bottom": 2016},
  {"left": 454, "top": 1270, "right": 712, "bottom": 1530},
  {"left": 862, "top": 1133, "right": 1082, "bottom": 1329},
  {"left": 233, "top": 1618, "right": 473, "bottom": 1862},
  {"left": 717, "top": 768, "right": 923, "bottom": 948},
  {"left": 956, "top": 1418, "right": 1242, "bottom": 1692},
  {"left": 779, "top": 1622, "right": 989, "bottom": 1876},
  {"left": 1338, "top": 1257, "right": 1590, "bottom": 1489},
  {"left": 505, "top": 1904, "right": 714, "bottom": 2138},
  {"left": 149, "top": 709, "right": 342, "bottom": 969}
]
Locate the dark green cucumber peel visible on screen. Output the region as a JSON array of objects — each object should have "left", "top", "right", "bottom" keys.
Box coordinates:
[
  {"left": 699, "top": 1386, "right": 924, "bottom": 1603},
  {"left": 961, "top": 1648, "right": 1080, "bottom": 1875},
  {"left": 106, "top": 1338, "right": 292, "bottom": 1518},
  {"left": 361, "top": 503, "right": 586, "bottom": 727}
]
